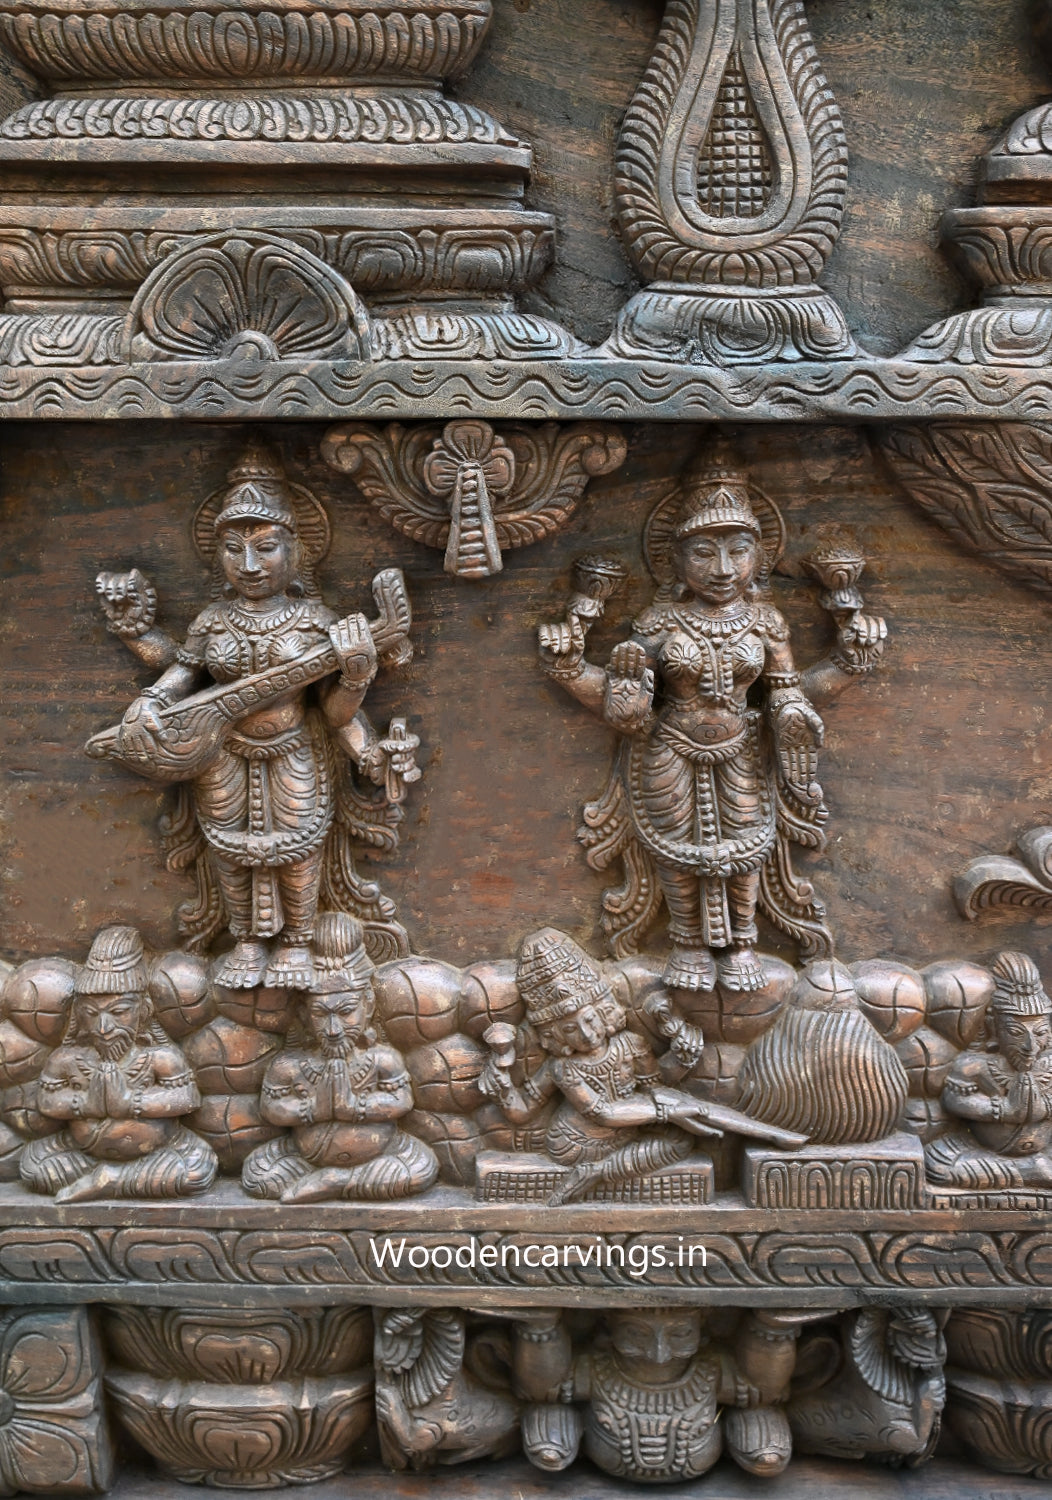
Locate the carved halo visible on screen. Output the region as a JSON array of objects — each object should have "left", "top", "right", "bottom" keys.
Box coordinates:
[
  {"left": 192, "top": 477, "right": 332, "bottom": 599},
  {"left": 643, "top": 477, "right": 787, "bottom": 590}
]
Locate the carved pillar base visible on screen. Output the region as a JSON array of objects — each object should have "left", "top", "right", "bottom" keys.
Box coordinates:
[
  {"left": 103, "top": 1308, "right": 375, "bottom": 1489},
  {"left": 603, "top": 285, "right": 857, "bottom": 365},
  {"left": 944, "top": 1310, "right": 1052, "bottom": 1480},
  {"left": 903, "top": 103, "right": 1052, "bottom": 363},
  {"left": 0, "top": 1, "right": 578, "bottom": 365}
]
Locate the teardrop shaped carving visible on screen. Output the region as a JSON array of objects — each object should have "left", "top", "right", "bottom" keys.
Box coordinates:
[
  {"left": 616, "top": 0, "right": 849, "bottom": 287},
  {"left": 696, "top": 47, "right": 775, "bottom": 220}
]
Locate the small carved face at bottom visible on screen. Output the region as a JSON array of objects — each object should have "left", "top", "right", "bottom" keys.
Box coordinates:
[
  {"left": 995, "top": 1011, "right": 1052, "bottom": 1073},
  {"left": 305, "top": 988, "right": 373, "bottom": 1058},
  {"left": 675, "top": 527, "right": 758, "bottom": 608},
  {"left": 219, "top": 522, "right": 298, "bottom": 601},
  {"left": 607, "top": 1309, "right": 706, "bottom": 1382},
  {"left": 76, "top": 993, "right": 147, "bottom": 1061}
]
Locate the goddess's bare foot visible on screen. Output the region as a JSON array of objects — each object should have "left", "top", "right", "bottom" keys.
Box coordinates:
[{"left": 215, "top": 940, "right": 268, "bottom": 989}]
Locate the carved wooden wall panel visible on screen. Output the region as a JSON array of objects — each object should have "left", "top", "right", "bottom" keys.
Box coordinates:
[{"left": 1, "top": 1, "right": 1052, "bottom": 1496}]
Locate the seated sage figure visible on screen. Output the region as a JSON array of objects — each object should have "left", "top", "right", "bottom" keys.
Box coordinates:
[
  {"left": 242, "top": 912, "right": 438, "bottom": 1203},
  {"left": 21, "top": 926, "right": 217, "bottom": 1203},
  {"left": 926, "top": 950, "right": 1052, "bottom": 1191},
  {"left": 481, "top": 927, "right": 803, "bottom": 1206}
]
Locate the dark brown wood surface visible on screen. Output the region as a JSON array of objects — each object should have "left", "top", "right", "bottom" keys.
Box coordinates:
[
  {"left": 1, "top": 418, "right": 1049, "bottom": 977},
  {"left": 460, "top": 0, "right": 1047, "bottom": 353}
]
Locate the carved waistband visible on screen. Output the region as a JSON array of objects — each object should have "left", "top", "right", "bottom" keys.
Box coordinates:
[
  {"left": 653, "top": 719, "right": 748, "bottom": 764},
  {"left": 226, "top": 725, "right": 311, "bottom": 761}
]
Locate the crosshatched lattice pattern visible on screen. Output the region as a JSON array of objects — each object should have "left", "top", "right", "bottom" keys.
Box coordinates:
[{"left": 696, "top": 50, "right": 773, "bottom": 220}]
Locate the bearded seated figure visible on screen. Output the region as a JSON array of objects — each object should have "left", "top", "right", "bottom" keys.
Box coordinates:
[
  {"left": 20, "top": 926, "right": 217, "bottom": 1203},
  {"left": 241, "top": 913, "right": 438, "bottom": 1203},
  {"left": 926, "top": 951, "right": 1052, "bottom": 1191}
]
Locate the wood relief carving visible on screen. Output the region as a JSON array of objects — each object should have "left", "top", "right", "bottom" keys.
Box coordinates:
[
  {"left": 944, "top": 1309, "right": 1052, "bottom": 1479},
  {"left": 0, "top": 0, "right": 576, "bottom": 365},
  {"left": 606, "top": 0, "right": 854, "bottom": 364},
  {"left": 19, "top": 925, "right": 218, "bottom": 1203},
  {"left": 902, "top": 37, "right": 1052, "bottom": 369},
  {"left": 878, "top": 422, "right": 1052, "bottom": 599},
  {"left": 955, "top": 827, "right": 1052, "bottom": 919},
  {"left": 0, "top": 1306, "right": 114, "bottom": 1495},
  {"left": 540, "top": 453, "right": 884, "bottom": 991},
  {"left": 513, "top": 1307, "right": 805, "bottom": 1480},
  {"left": 925, "top": 953, "right": 1052, "bottom": 1199},
  {"left": 320, "top": 420, "right": 627, "bottom": 578},
  {"left": 476, "top": 926, "right": 804, "bottom": 1206},
  {"left": 3, "top": 2, "right": 1052, "bottom": 1496},
  {"left": 89, "top": 446, "right": 419, "bottom": 975},
  {"left": 788, "top": 1308, "right": 947, "bottom": 1464},
  {"left": 374, "top": 1308, "right": 520, "bottom": 1469},
  {"left": 104, "top": 1306, "right": 374, "bottom": 1488},
  {"left": 242, "top": 912, "right": 440, "bottom": 1202}
]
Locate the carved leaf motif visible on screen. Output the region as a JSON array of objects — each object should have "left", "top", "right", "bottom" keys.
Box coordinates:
[
  {"left": 850, "top": 1310, "right": 912, "bottom": 1405},
  {"left": 954, "top": 827, "right": 1052, "bottom": 920},
  {"left": 322, "top": 420, "right": 627, "bottom": 567},
  {"left": 946, "top": 1370, "right": 1052, "bottom": 1479},
  {"left": 375, "top": 1309, "right": 464, "bottom": 1409},
  {"left": 105, "top": 1306, "right": 371, "bottom": 1384},
  {"left": 0, "top": 1307, "right": 113, "bottom": 1495},
  {"left": 615, "top": 0, "right": 848, "bottom": 285},
  {"left": 127, "top": 233, "right": 370, "bottom": 363},
  {"left": 105, "top": 1371, "right": 374, "bottom": 1486},
  {"left": 879, "top": 422, "right": 1052, "bottom": 595}
]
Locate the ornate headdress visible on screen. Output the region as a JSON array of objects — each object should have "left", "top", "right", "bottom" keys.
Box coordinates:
[
  {"left": 214, "top": 446, "right": 298, "bottom": 535},
  {"left": 675, "top": 460, "right": 762, "bottom": 542},
  {"left": 192, "top": 445, "right": 333, "bottom": 599},
  {"left": 309, "top": 912, "right": 375, "bottom": 996},
  {"left": 75, "top": 925, "right": 149, "bottom": 996},
  {"left": 989, "top": 951, "right": 1052, "bottom": 1018},
  {"left": 643, "top": 450, "right": 786, "bottom": 594},
  {"left": 516, "top": 927, "right": 613, "bottom": 1028}
]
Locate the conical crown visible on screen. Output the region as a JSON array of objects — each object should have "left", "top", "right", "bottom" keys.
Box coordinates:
[
  {"left": 215, "top": 445, "right": 297, "bottom": 535},
  {"left": 990, "top": 951, "right": 1052, "bottom": 1017},
  {"left": 516, "top": 927, "right": 610, "bottom": 1027},
  {"left": 310, "top": 911, "right": 375, "bottom": 994},
  {"left": 76, "top": 925, "right": 149, "bottom": 996},
  {"left": 676, "top": 463, "right": 761, "bottom": 542}
]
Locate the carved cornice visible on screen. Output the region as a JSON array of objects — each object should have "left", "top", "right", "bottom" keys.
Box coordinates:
[
  {"left": 3, "top": 354, "right": 1052, "bottom": 416},
  {"left": 0, "top": 1197, "right": 1049, "bottom": 1306},
  {"left": 0, "top": 94, "right": 511, "bottom": 146},
  {"left": 0, "top": 1, "right": 493, "bottom": 87}
]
